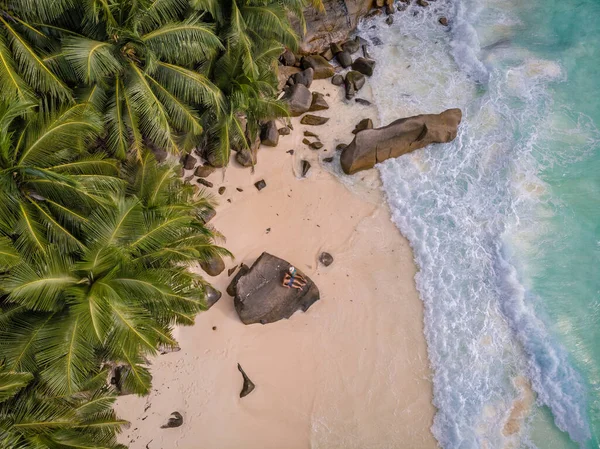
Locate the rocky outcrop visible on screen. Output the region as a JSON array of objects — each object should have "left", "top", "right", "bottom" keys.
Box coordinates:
[
  {"left": 301, "top": 55, "right": 335, "bottom": 79},
  {"left": 260, "top": 120, "right": 279, "bottom": 147},
  {"left": 300, "top": 0, "right": 374, "bottom": 54},
  {"left": 282, "top": 83, "right": 312, "bottom": 116},
  {"left": 340, "top": 109, "right": 463, "bottom": 174},
  {"left": 232, "top": 252, "right": 320, "bottom": 325},
  {"left": 200, "top": 254, "right": 226, "bottom": 277}
]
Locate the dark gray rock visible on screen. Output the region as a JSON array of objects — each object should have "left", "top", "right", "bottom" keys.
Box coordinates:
[
  {"left": 261, "top": 120, "right": 279, "bottom": 147},
  {"left": 238, "top": 364, "right": 255, "bottom": 398},
  {"left": 204, "top": 284, "right": 222, "bottom": 309},
  {"left": 345, "top": 70, "right": 366, "bottom": 99},
  {"left": 218, "top": 186, "right": 226, "bottom": 195},
  {"left": 353, "top": 118, "right": 374, "bottom": 134},
  {"left": 320, "top": 47, "right": 334, "bottom": 61},
  {"left": 319, "top": 252, "right": 334, "bottom": 267},
  {"left": 161, "top": 412, "right": 183, "bottom": 429},
  {"left": 254, "top": 179, "right": 267, "bottom": 191},
  {"left": 200, "top": 254, "right": 225, "bottom": 277},
  {"left": 197, "top": 178, "right": 213, "bottom": 188},
  {"left": 195, "top": 165, "right": 215, "bottom": 178},
  {"left": 227, "top": 264, "right": 250, "bottom": 296},
  {"left": 332, "top": 74, "right": 344, "bottom": 86},
  {"left": 199, "top": 206, "right": 216, "bottom": 224},
  {"left": 362, "top": 44, "right": 371, "bottom": 59},
  {"left": 183, "top": 154, "right": 197, "bottom": 170},
  {"left": 301, "top": 115, "right": 330, "bottom": 126},
  {"left": 301, "top": 55, "right": 335, "bottom": 79},
  {"left": 336, "top": 143, "right": 348, "bottom": 152},
  {"left": 282, "top": 83, "right": 312, "bottom": 117},
  {"left": 351, "top": 57, "right": 376, "bottom": 76},
  {"left": 341, "top": 109, "right": 463, "bottom": 174},
  {"left": 309, "top": 141, "right": 324, "bottom": 150},
  {"left": 304, "top": 131, "right": 319, "bottom": 138},
  {"left": 309, "top": 92, "right": 329, "bottom": 112},
  {"left": 280, "top": 49, "right": 296, "bottom": 66},
  {"left": 355, "top": 98, "right": 372, "bottom": 106},
  {"left": 386, "top": 15, "right": 394, "bottom": 25},
  {"left": 323, "top": 157, "right": 334, "bottom": 163},
  {"left": 330, "top": 42, "right": 343, "bottom": 55},
  {"left": 278, "top": 127, "right": 291, "bottom": 135},
  {"left": 301, "top": 160, "right": 311, "bottom": 177},
  {"left": 336, "top": 51, "right": 353, "bottom": 68},
  {"left": 232, "top": 252, "right": 320, "bottom": 325},
  {"left": 289, "top": 67, "right": 314, "bottom": 88},
  {"left": 342, "top": 37, "right": 361, "bottom": 54},
  {"left": 439, "top": 17, "right": 448, "bottom": 26}
]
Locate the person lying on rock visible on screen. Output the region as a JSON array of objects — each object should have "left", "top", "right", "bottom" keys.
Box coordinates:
[{"left": 282, "top": 266, "right": 307, "bottom": 290}]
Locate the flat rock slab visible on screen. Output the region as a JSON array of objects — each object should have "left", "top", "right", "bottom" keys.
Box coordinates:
[
  {"left": 233, "top": 252, "right": 320, "bottom": 325},
  {"left": 301, "top": 115, "right": 330, "bottom": 126}
]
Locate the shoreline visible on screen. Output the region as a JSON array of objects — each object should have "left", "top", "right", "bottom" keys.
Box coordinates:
[{"left": 115, "top": 79, "right": 438, "bottom": 449}]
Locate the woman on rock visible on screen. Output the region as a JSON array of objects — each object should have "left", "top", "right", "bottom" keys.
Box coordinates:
[{"left": 282, "top": 266, "right": 307, "bottom": 290}]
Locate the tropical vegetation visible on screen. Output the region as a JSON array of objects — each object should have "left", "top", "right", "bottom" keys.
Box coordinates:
[{"left": 0, "top": 0, "right": 322, "bottom": 446}]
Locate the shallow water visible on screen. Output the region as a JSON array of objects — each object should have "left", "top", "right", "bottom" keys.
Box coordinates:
[{"left": 358, "top": 0, "right": 600, "bottom": 447}]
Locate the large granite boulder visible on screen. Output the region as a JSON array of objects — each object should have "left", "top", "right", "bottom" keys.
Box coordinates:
[
  {"left": 282, "top": 83, "right": 312, "bottom": 116},
  {"left": 341, "top": 108, "right": 462, "bottom": 174},
  {"left": 232, "top": 252, "right": 320, "bottom": 325},
  {"left": 299, "top": 0, "right": 374, "bottom": 54},
  {"left": 301, "top": 55, "right": 335, "bottom": 79}
]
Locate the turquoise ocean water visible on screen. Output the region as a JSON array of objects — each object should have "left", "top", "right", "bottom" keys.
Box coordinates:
[{"left": 357, "top": 0, "right": 600, "bottom": 447}]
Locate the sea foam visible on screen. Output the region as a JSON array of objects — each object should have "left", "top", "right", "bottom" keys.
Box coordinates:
[{"left": 357, "top": 0, "right": 594, "bottom": 447}]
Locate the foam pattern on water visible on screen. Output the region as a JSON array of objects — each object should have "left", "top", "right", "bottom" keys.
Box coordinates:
[{"left": 357, "top": 1, "right": 595, "bottom": 447}]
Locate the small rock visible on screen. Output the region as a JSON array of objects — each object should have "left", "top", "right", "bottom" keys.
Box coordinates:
[
  {"left": 323, "top": 157, "right": 334, "bottom": 163},
  {"left": 254, "top": 179, "right": 267, "bottom": 191},
  {"left": 289, "top": 67, "right": 314, "bottom": 88},
  {"left": 302, "top": 138, "right": 311, "bottom": 146},
  {"left": 301, "top": 160, "right": 311, "bottom": 177},
  {"left": 355, "top": 98, "right": 372, "bottom": 106},
  {"left": 319, "top": 252, "right": 334, "bottom": 267},
  {"left": 159, "top": 344, "right": 181, "bottom": 355},
  {"left": 341, "top": 37, "right": 361, "bottom": 55},
  {"left": 194, "top": 165, "right": 215, "bottom": 178},
  {"left": 286, "top": 150, "right": 294, "bottom": 155},
  {"left": 183, "top": 154, "right": 197, "bottom": 170},
  {"left": 212, "top": 326, "right": 217, "bottom": 330},
  {"left": 331, "top": 74, "right": 344, "bottom": 86},
  {"left": 204, "top": 284, "right": 222, "bottom": 309},
  {"left": 218, "top": 186, "right": 226, "bottom": 195},
  {"left": 199, "top": 207, "right": 216, "bottom": 224},
  {"left": 320, "top": 47, "right": 334, "bottom": 61},
  {"left": 260, "top": 120, "right": 279, "bottom": 147},
  {"left": 336, "top": 143, "right": 348, "bottom": 151},
  {"left": 197, "top": 178, "right": 213, "bottom": 188},
  {"left": 351, "top": 57, "right": 376, "bottom": 77},
  {"left": 371, "top": 37, "right": 384, "bottom": 46},
  {"left": 200, "top": 254, "right": 225, "bottom": 277},
  {"left": 301, "top": 55, "right": 335, "bottom": 79},
  {"left": 417, "top": 0, "right": 429, "bottom": 6},
  {"left": 265, "top": 228, "right": 271, "bottom": 234},
  {"left": 238, "top": 364, "right": 256, "bottom": 398},
  {"left": 236, "top": 187, "right": 243, "bottom": 192},
  {"left": 336, "top": 51, "right": 353, "bottom": 68},
  {"left": 309, "top": 141, "right": 324, "bottom": 150},
  {"left": 439, "top": 17, "right": 448, "bottom": 26},
  {"left": 345, "top": 71, "right": 366, "bottom": 99},
  {"left": 304, "top": 131, "right": 318, "bottom": 137},
  {"left": 280, "top": 49, "right": 296, "bottom": 66},
  {"left": 301, "top": 115, "right": 330, "bottom": 126},
  {"left": 330, "top": 42, "right": 343, "bottom": 55},
  {"left": 386, "top": 15, "right": 394, "bottom": 25},
  {"left": 353, "top": 118, "right": 373, "bottom": 134},
  {"left": 385, "top": 4, "right": 394, "bottom": 15},
  {"left": 160, "top": 412, "right": 183, "bottom": 429},
  {"left": 228, "top": 266, "right": 238, "bottom": 277},
  {"left": 278, "top": 127, "right": 291, "bottom": 135},
  {"left": 362, "top": 45, "right": 371, "bottom": 59},
  {"left": 309, "top": 92, "right": 329, "bottom": 112}
]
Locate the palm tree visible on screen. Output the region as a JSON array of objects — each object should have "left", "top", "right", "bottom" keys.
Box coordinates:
[
  {"left": 0, "top": 360, "right": 127, "bottom": 449},
  {"left": 0, "top": 0, "right": 72, "bottom": 103},
  {"left": 0, "top": 100, "right": 121, "bottom": 255},
  {"left": 0, "top": 147, "right": 229, "bottom": 396},
  {"left": 9, "top": 0, "right": 224, "bottom": 159}
]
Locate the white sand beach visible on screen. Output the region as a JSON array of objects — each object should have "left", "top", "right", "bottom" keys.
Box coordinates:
[{"left": 115, "top": 79, "right": 438, "bottom": 449}]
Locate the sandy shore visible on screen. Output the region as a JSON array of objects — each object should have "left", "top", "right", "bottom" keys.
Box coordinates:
[{"left": 115, "top": 79, "right": 438, "bottom": 449}]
